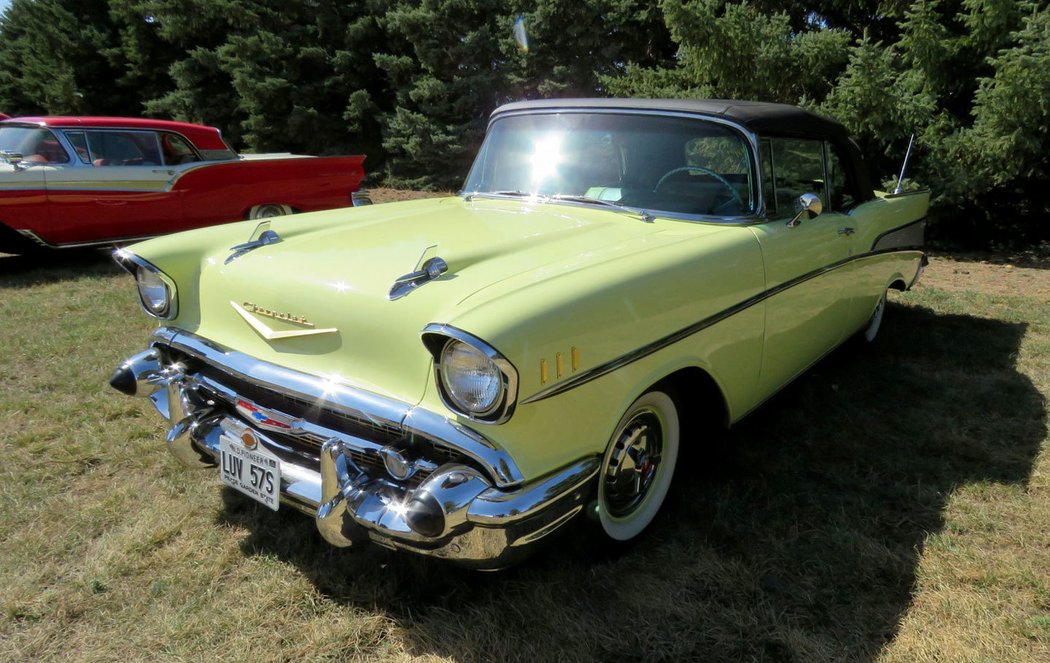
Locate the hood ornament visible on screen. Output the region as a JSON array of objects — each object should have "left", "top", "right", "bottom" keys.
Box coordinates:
[
  {"left": 226, "top": 221, "right": 282, "bottom": 264},
  {"left": 230, "top": 301, "right": 338, "bottom": 340},
  {"left": 389, "top": 245, "right": 449, "bottom": 300}
]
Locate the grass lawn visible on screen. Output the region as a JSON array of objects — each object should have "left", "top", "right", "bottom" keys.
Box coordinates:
[{"left": 1, "top": 199, "right": 1047, "bottom": 661}]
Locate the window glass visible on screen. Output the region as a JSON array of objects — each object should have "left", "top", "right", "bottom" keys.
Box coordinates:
[
  {"left": 759, "top": 139, "right": 776, "bottom": 216},
  {"left": 0, "top": 127, "right": 69, "bottom": 164},
  {"left": 825, "top": 144, "right": 855, "bottom": 211},
  {"left": 64, "top": 131, "right": 91, "bottom": 164},
  {"left": 85, "top": 130, "right": 162, "bottom": 166},
  {"left": 770, "top": 139, "right": 826, "bottom": 218},
  {"left": 463, "top": 113, "right": 756, "bottom": 217},
  {"left": 159, "top": 133, "right": 201, "bottom": 165}
]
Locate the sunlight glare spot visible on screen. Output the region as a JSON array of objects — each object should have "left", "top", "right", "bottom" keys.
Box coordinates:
[
  {"left": 318, "top": 373, "right": 344, "bottom": 400},
  {"left": 529, "top": 134, "right": 563, "bottom": 188},
  {"left": 386, "top": 499, "right": 410, "bottom": 519}
]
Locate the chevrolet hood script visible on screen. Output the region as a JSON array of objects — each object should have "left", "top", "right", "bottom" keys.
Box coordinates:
[{"left": 231, "top": 301, "right": 338, "bottom": 340}]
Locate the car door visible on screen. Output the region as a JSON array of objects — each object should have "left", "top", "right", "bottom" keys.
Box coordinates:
[
  {"left": 44, "top": 129, "right": 184, "bottom": 245},
  {"left": 750, "top": 137, "right": 855, "bottom": 396}
]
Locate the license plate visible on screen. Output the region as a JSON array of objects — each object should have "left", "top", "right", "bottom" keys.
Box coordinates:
[{"left": 219, "top": 430, "right": 281, "bottom": 511}]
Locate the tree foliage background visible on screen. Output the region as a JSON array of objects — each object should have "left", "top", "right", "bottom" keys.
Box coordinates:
[{"left": 0, "top": 0, "right": 1046, "bottom": 246}]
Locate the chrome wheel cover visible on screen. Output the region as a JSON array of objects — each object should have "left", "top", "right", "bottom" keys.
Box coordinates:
[
  {"left": 602, "top": 408, "right": 663, "bottom": 518},
  {"left": 249, "top": 203, "right": 292, "bottom": 220}
]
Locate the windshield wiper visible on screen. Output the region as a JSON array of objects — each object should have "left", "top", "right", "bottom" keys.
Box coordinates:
[
  {"left": 548, "top": 194, "right": 655, "bottom": 223},
  {"left": 463, "top": 190, "right": 655, "bottom": 222},
  {"left": 462, "top": 190, "right": 531, "bottom": 201}
]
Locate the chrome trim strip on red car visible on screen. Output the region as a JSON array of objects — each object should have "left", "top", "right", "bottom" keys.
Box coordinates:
[
  {"left": 16, "top": 228, "right": 160, "bottom": 249},
  {"left": 521, "top": 244, "right": 924, "bottom": 405}
]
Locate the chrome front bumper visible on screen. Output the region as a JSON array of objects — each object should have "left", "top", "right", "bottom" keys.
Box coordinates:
[{"left": 111, "top": 328, "right": 598, "bottom": 569}]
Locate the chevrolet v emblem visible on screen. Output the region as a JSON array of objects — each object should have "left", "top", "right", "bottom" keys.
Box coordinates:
[
  {"left": 235, "top": 398, "right": 304, "bottom": 433},
  {"left": 230, "top": 301, "right": 338, "bottom": 340}
]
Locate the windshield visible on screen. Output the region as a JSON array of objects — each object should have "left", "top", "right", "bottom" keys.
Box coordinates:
[
  {"left": 0, "top": 126, "right": 71, "bottom": 164},
  {"left": 463, "top": 112, "right": 756, "bottom": 218}
]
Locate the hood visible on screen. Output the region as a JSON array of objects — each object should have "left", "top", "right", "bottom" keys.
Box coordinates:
[{"left": 171, "top": 197, "right": 724, "bottom": 404}]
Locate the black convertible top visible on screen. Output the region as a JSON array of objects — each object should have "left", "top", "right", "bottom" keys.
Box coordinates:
[
  {"left": 493, "top": 98, "right": 848, "bottom": 140},
  {"left": 493, "top": 98, "right": 874, "bottom": 202}
]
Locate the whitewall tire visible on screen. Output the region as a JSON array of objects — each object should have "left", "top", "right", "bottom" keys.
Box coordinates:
[
  {"left": 598, "top": 390, "right": 680, "bottom": 541},
  {"left": 249, "top": 203, "right": 293, "bottom": 220}
]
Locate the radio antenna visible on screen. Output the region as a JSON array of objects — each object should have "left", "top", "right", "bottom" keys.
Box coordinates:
[{"left": 895, "top": 133, "right": 916, "bottom": 194}]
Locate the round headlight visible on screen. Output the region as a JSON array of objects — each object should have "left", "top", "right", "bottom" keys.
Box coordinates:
[
  {"left": 439, "top": 340, "right": 504, "bottom": 415},
  {"left": 135, "top": 266, "right": 172, "bottom": 317}
]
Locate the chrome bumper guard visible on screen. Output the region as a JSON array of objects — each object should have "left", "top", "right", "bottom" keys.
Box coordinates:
[{"left": 111, "top": 329, "right": 598, "bottom": 568}]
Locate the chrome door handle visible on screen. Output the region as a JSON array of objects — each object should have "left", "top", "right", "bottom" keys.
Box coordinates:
[{"left": 838, "top": 227, "right": 855, "bottom": 237}]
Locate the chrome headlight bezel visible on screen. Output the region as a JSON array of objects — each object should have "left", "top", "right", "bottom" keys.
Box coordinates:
[
  {"left": 113, "top": 249, "right": 178, "bottom": 319},
  {"left": 422, "top": 324, "right": 518, "bottom": 424}
]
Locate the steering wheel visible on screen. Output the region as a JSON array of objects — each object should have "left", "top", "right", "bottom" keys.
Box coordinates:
[{"left": 653, "top": 165, "right": 744, "bottom": 210}]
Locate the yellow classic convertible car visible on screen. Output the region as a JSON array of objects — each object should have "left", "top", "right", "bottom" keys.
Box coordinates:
[{"left": 110, "top": 99, "right": 928, "bottom": 568}]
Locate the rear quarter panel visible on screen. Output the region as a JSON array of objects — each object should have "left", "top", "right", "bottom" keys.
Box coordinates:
[
  {"left": 839, "top": 191, "right": 930, "bottom": 333},
  {"left": 169, "top": 155, "right": 366, "bottom": 229}
]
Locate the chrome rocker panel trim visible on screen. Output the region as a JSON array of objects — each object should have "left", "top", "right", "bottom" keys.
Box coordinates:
[{"left": 116, "top": 328, "right": 596, "bottom": 567}]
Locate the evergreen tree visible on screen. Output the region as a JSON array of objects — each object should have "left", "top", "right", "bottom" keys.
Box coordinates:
[
  {"left": 0, "top": 0, "right": 1046, "bottom": 244},
  {"left": 606, "top": 0, "right": 1050, "bottom": 245},
  {"left": 0, "top": 0, "right": 130, "bottom": 115}
]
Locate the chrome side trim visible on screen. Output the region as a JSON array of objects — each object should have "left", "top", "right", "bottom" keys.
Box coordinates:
[
  {"left": 149, "top": 327, "right": 526, "bottom": 487},
  {"left": 14, "top": 229, "right": 50, "bottom": 248},
  {"left": 15, "top": 228, "right": 161, "bottom": 249},
  {"left": 521, "top": 243, "right": 926, "bottom": 405}
]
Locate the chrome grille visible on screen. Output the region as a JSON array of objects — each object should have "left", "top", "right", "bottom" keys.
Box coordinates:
[
  {"left": 184, "top": 357, "right": 467, "bottom": 486},
  {"left": 195, "top": 364, "right": 403, "bottom": 444}
]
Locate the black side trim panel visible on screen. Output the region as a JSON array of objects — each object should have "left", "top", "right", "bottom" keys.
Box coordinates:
[{"left": 872, "top": 217, "right": 926, "bottom": 253}]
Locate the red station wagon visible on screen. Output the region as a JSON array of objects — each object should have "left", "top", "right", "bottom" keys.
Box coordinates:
[{"left": 0, "top": 116, "right": 366, "bottom": 253}]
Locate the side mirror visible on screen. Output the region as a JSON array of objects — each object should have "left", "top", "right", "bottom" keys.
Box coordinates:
[
  {"left": 0, "top": 151, "right": 25, "bottom": 170},
  {"left": 787, "top": 192, "right": 823, "bottom": 227}
]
